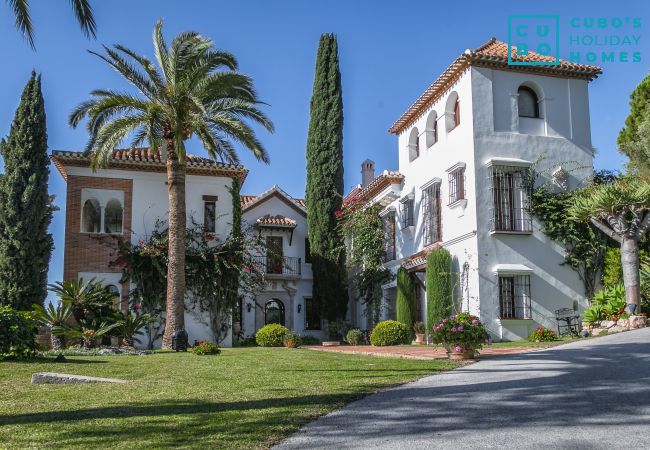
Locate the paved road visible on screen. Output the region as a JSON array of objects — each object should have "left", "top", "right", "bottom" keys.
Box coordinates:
[{"left": 277, "top": 328, "right": 650, "bottom": 449}]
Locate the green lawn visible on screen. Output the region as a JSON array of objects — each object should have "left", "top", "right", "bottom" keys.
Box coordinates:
[
  {"left": 0, "top": 348, "right": 456, "bottom": 449},
  {"left": 490, "top": 336, "right": 584, "bottom": 348}
]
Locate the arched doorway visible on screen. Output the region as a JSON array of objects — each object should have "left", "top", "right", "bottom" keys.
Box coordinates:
[{"left": 265, "top": 299, "right": 285, "bottom": 326}]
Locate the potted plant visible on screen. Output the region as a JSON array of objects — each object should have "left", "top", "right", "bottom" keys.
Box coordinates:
[
  {"left": 413, "top": 322, "right": 426, "bottom": 345},
  {"left": 430, "top": 313, "right": 491, "bottom": 360}
]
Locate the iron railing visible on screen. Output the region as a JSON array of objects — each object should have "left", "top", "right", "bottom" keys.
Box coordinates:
[
  {"left": 489, "top": 165, "right": 533, "bottom": 232},
  {"left": 498, "top": 275, "right": 532, "bottom": 319},
  {"left": 252, "top": 256, "right": 301, "bottom": 276}
]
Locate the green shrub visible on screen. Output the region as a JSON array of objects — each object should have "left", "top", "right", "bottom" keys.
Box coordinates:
[
  {"left": 326, "top": 319, "right": 352, "bottom": 340},
  {"left": 430, "top": 313, "right": 491, "bottom": 353},
  {"left": 0, "top": 306, "right": 36, "bottom": 360},
  {"left": 370, "top": 320, "right": 410, "bottom": 346},
  {"left": 346, "top": 328, "right": 364, "bottom": 345},
  {"left": 299, "top": 335, "right": 321, "bottom": 346},
  {"left": 426, "top": 249, "right": 453, "bottom": 332},
  {"left": 527, "top": 327, "right": 557, "bottom": 342},
  {"left": 590, "top": 285, "right": 627, "bottom": 321},
  {"left": 283, "top": 332, "right": 301, "bottom": 348},
  {"left": 255, "top": 324, "right": 289, "bottom": 347},
  {"left": 396, "top": 267, "right": 416, "bottom": 337},
  {"left": 233, "top": 335, "right": 257, "bottom": 347},
  {"left": 191, "top": 340, "right": 221, "bottom": 355},
  {"left": 583, "top": 305, "right": 606, "bottom": 325},
  {"left": 602, "top": 248, "right": 623, "bottom": 287},
  {"left": 413, "top": 321, "right": 425, "bottom": 334}
]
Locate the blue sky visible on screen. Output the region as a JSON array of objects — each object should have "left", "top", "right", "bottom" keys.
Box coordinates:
[{"left": 0, "top": 0, "right": 647, "bottom": 297}]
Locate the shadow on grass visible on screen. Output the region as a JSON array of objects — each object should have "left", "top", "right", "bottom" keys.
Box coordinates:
[{"left": 9, "top": 357, "right": 107, "bottom": 365}]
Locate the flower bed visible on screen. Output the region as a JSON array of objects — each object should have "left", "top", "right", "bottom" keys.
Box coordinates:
[{"left": 430, "top": 313, "right": 491, "bottom": 359}]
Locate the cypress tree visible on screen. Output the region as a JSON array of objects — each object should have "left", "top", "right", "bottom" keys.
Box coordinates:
[
  {"left": 395, "top": 267, "right": 416, "bottom": 336},
  {"left": 618, "top": 72, "right": 650, "bottom": 172},
  {"left": 0, "top": 71, "right": 53, "bottom": 310},
  {"left": 426, "top": 248, "right": 453, "bottom": 332},
  {"left": 305, "top": 34, "right": 347, "bottom": 322}
]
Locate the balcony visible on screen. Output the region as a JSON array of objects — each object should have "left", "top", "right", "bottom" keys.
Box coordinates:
[{"left": 252, "top": 256, "right": 302, "bottom": 278}]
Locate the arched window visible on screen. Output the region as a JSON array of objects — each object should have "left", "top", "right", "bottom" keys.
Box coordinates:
[
  {"left": 445, "top": 92, "right": 460, "bottom": 132},
  {"left": 518, "top": 86, "right": 539, "bottom": 118},
  {"left": 425, "top": 111, "right": 438, "bottom": 147},
  {"left": 104, "top": 199, "right": 123, "bottom": 234},
  {"left": 82, "top": 199, "right": 101, "bottom": 233},
  {"left": 265, "top": 299, "right": 285, "bottom": 326},
  {"left": 408, "top": 127, "right": 419, "bottom": 162},
  {"left": 105, "top": 284, "right": 121, "bottom": 310}
]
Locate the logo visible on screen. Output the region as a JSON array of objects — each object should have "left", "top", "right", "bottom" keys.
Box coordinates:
[{"left": 508, "top": 15, "right": 560, "bottom": 66}]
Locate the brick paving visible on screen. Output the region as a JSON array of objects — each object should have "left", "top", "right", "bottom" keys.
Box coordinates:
[{"left": 302, "top": 344, "right": 548, "bottom": 360}]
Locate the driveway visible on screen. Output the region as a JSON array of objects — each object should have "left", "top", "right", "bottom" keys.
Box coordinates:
[{"left": 277, "top": 328, "right": 650, "bottom": 449}]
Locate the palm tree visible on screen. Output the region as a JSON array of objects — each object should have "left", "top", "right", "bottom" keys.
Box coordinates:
[
  {"left": 48, "top": 278, "right": 114, "bottom": 323},
  {"left": 54, "top": 319, "right": 119, "bottom": 350},
  {"left": 7, "top": 0, "right": 96, "bottom": 48},
  {"left": 32, "top": 302, "right": 73, "bottom": 350},
  {"left": 69, "top": 20, "right": 273, "bottom": 349},
  {"left": 569, "top": 177, "right": 650, "bottom": 310},
  {"left": 112, "top": 311, "right": 152, "bottom": 347}
]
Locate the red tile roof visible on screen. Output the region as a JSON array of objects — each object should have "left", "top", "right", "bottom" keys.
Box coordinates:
[
  {"left": 255, "top": 214, "right": 297, "bottom": 228},
  {"left": 389, "top": 38, "right": 602, "bottom": 134},
  {"left": 51, "top": 148, "right": 248, "bottom": 182},
  {"left": 241, "top": 185, "right": 307, "bottom": 215},
  {"left": 343, "top": 170, "right": 404, "bottom": 205}
]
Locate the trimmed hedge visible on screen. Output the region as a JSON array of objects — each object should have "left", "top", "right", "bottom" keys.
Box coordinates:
[
  {"left": 426, "top": 248, "right": 453, "bottom": 332},
  {"left": 396, "top": 267, "right": 416, "bottom": 337},
  {"left": 0, "top": 306, "right": 36, "bottom": 360},
  {"left": 370, "top": 320, "right": 410, "bottom": 346},
  {"left": 255, "top": 324, "right": 289, "bottom": 347},
  {"left": 346, "top": 328, "right": 364, "bottom": 345}
]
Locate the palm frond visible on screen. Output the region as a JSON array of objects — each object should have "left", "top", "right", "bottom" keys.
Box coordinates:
[
  {"left": 8, "top": 0, "right": 34, "bottom": 48},
  {"left": 69, "top": 0, "right": 96, "bottom": 38}
]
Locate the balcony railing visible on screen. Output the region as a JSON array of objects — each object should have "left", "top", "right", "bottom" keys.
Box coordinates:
[{"left": 252, "top": 256, "right": 302, "bottom": 277}]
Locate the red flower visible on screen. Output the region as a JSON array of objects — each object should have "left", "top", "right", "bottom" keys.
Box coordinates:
[{"left": 334, "top": 210, "right": 343, "bottom": 218}]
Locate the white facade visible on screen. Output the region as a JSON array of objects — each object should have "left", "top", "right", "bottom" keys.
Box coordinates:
[{"left": 349, "top": 40, "right": 599, "bottom": 340}]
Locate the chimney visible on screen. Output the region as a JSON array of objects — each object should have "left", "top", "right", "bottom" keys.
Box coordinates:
[{"left": 361, "top": 159, "right": 375, "bottom": 188}]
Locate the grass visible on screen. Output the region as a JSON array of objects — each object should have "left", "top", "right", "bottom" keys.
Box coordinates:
[
  {"left": 490, "top": 335, "right": 584, "bottom": 348},
  {"left": 0, "top": 348, "right": 456, "bottom": 449}
]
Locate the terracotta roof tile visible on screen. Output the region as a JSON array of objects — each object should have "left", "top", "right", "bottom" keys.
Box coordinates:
[
  {"left": 343, "top": 170, "right": 404, "bottom": 205},
  {"left": 241, "top": 185, "right": 306, "bottom": 213},
  {"left": 51, "top": 148, "right": 248, "bottom": 182},
  {"left": 255, "top": 214, "right": 297, "bottom": 228},
  {"left": 389, "top": 38, "right": 602, "bottom": 134}
]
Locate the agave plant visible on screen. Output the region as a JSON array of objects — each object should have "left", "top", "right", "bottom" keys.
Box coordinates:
[
  {"left": 55, "top": 319, "right": 119, "bottom": 349},
  {"left": 32, "top": 302, "right": 73, "bottom": 350},
  {"left": 112, "top": 311, "right": 152, "bottom": 347},
  {"left": 48, "top": 278, "right": 115, "bottom": 322}
]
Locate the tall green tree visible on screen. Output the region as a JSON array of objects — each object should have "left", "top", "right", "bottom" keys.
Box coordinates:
[
  {"left": 7, "top": 0, "right": 96, "bottom": 48},
  {"left": 70, "top": 20, "right": 273, "bottom": 349},
  {"left": 569, "top": 177, "right": 650, "bottom": 310},
  {"left": 426, "top": 248, "right": 453, "bottom": 331},
  {"left": 306, "top": 33, "right": 347, "bottom": 322},
  {"left": 618, "top": 72, "right": 650, "bottom": 177},
  {"left": 0, "top": 72, "right": 54, "bottom": 310},
  {"left": 395, "top": 267, "right": 416, "bottom": 335}
]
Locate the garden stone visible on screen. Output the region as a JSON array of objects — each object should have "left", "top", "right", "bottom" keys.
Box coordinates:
[
  {"left": 629, "top": 315, "right": 647, "bottom": 329},
  {"left": 600, "top": 320, "right": 616, "bottom": 329},
  {"left": 608, "top": 326, "right": 625, "bottom": 334},
  {"left": 31, "top": 372, "right": 130, "bottom": 384},
  {"left": 617, "top": 318, "right": 630, "bottom": 329}
]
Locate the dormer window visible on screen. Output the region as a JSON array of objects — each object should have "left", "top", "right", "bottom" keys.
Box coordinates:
[{"left": 518, "top": 86, "right": 540, "bottom": 118}]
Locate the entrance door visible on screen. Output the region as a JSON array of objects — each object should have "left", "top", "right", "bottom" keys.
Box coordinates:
[
  {"left": 266, "top": 236, "right": 283, "bottom": 274},
  {"left": 265, "top": 299, "right": 285, "bottom": 325}
]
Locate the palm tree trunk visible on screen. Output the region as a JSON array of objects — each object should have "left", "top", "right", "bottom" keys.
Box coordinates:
[
  {"left": 50, "top": 333, "right": 65, "bottom": 350},
  {"left": 161, "top": 151, "right": 187, "bottom": 349},
  {"left": 621, "top": 237, "right": 641, "bottom": 309}
]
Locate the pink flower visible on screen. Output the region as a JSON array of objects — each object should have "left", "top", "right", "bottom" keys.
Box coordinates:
[
  {"left": 457, "top": 325, "right": 463, "bottom": 332},
  {"left": 471, "top": 319, "right": 479, "bottom": 325},
  {"left": 454, "top": 345, "right": 462, "bottom": 353},
  {"left": 134, "top": 303, "right": 141, "bottom": 311}
]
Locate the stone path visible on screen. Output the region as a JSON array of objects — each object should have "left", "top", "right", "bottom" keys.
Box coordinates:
[{"left": 280, "top": 329, "right": 650, "bottom": 449}]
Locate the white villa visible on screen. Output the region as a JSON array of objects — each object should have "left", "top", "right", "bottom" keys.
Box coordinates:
[
  {"left": 345, "top": 38, "right": 601, "bottom": 340},
  {"left": 52, "top": 37, "right": 602, "bottom": 345}
]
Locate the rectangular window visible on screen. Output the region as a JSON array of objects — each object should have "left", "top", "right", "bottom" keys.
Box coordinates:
[
  {"left": 304, "top": 238, "right": 311, "bottom": 264},
  {"left": 382, "top": 212, "right": 396, "bottom": 262},
  {"left": 489, "top": 165, "right": 532, "bottom": 232},
  {"left": 400, "top": 199, "right": 415, "bottom": 228},
  {"left": 204, "top": 201, "right": 216, "bottom": 232},
  {"left": 305, "top": 297, "right": 321, "bottom": 330},
  {"left": 498, "top": 275, "right": 532, "bottom": 319},
  {"left": 422, "top": 184, "right": 442, "bottom": 245},
  {"left": 448, "top": 168, "right": 465, "bottom": 204}
]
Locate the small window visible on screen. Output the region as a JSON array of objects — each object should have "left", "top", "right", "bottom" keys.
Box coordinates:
[
  {"left": 489, "top": 165, "right": 532, "bottom": 232},
  {"left": 305, "top": 297, "right": 321, "bottom": 330},
  {"left": 104, "top": 199, "right": 123, "bottom": 234},
  {"left": 498, "top": 275, "right": 531, "bottom": 319},
  {"left": 105, "top": 284, "right": 121, "bottom": 310},
  {"left": 448, "top": 168, "right": 466, "bottom": 204},
  {"left": 265, "top": 299, "right": 285, "bottom": 326},
  {"left": 204, "top": 201, "right": 216, "bottom": 232},
  {"left": 82, "top": 199, "right": 101, "bottom": 233},
  {"left": 518, "top": 86, "right": 539, "bottom": 118},
  {"left": 425, "top": 111, "right": 438, "bottom": 147},
  {"left": 400, "top": 199, "right": 415, "bottom": 228},
  {"left": 453, "top": 98, "right": 461, "bottom": 128},
  {"left": 304, "top": 238, "right": 311, "bottom": 264},
  {"left": 408, "top": 128, "right": 419, "bottom": 162},
  {"left": 422, "top": 184, "right": 441, "bottom": 245}
]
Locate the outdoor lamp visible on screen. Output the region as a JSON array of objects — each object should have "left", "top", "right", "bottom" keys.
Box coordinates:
[
  {"left": 297, "top": 304, "right": 302, "bottom": 313},
  {"left": 246, "top": 302, "right": 253, "bottom": 313}
]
